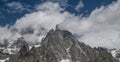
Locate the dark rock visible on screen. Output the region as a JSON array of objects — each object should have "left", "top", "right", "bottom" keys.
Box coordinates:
[
  {"left": 0, "top": 39, "right": 9, "bottom": 48},
  {"left": 11, "top": 37, "right": 28, "bottom": 48},
  {"left": 20, "top": 27, "right": 34, "bottom": 35},
  {"left": 0, "top": 53, "right": 9, "bottom": 59},
  {"left": 18, "top": 42, "right": 29, "bottom": 57}
]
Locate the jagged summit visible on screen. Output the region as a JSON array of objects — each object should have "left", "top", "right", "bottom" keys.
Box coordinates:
[
  {"left": 41, "top": 25, "right": 73, "bottom": 45},
  {"left": 55, "top": 24, "right": 59, "bottom": 30},
  {"left": 6, "top": 27, "right": 119, "bottom": 62}
]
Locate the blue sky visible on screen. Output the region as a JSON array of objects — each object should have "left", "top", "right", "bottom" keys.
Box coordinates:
[
  {"left": 0, "top": 0, "right": 116, "bottom": 26},
  {"left": 1, "top": 0, "right": 120, "bottom": 49}
]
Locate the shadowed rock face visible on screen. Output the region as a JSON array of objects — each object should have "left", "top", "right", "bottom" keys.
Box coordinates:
[{"left": 9, "top": 28, "right": 118, "bottom": 62}]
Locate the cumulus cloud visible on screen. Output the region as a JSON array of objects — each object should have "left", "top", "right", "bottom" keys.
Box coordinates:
[
  {"left": 14, "top": 2, "right": 71, "bottom": 31},
  {"left": 60, "top": 1, "right": 120, "bottom": 49},
  {"left": 1, "top": 2, "right": 71, "bottom": 44},
  {"left": 0, "top": 26, "right": 21, "bottom": 44},
  {"left": 0, "top": 1, "right": 120, "bottom": 49},
  {"left": 75, "top": 1, "right": 84, "bottom": 11}
]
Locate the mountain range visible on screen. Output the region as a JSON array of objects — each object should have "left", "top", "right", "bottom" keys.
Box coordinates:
[{"left": 0, "top": 26, "right": 120, "bottom": 62}]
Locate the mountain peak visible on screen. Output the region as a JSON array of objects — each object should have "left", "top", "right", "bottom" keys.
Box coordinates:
[
  {"left": 8, "top": 29, "right": 118, "bottom": 62},
  {"left": 55, "top": 24, "right": 59, "bottom": 30}
]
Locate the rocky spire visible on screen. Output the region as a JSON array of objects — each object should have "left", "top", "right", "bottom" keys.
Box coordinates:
[
  {"left": 55, "top": 24, "right": 60, "bottom": 31},
  {"left": 18, "top": 43, "right": 29, "bottom": 57}
]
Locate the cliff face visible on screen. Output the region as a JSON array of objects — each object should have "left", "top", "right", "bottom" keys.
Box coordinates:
[{"left": 9, "top": 28, "right": 118, "bottom": 62}]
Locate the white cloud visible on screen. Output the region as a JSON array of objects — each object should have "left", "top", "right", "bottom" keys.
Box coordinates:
[
  {"left": 75, "top": 1, "right": 84, "bottom": 11},
  {"left": 0, "top": 2, "right": 72, "bottom": 44},
  {"left": 14, "top": 2, "right": 72, "bottom": 31},
  {"left": 6, "top": 2, "right": 23, "bottom": 9},
  {"left": 79, "top": 1, "right": 120, "bottom": 49},
  {"left": 60, "top": 1, "right": 120, "bottom": 49},
  {"left": 6, "top": 2, "right": 31, "bottom": 13},
  {"left": 0, "top": 26, "right": 18, "bottom": 44},
  {"left": 1, "top": 1, "right": 120, "bottom": 49}
]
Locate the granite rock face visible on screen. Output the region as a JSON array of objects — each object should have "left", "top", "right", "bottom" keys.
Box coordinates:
[{"left": 9, "top": 28, "right": 118, "bottom": 62}]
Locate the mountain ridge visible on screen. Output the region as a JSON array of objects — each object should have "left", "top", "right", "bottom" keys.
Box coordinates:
[{"left": 8, "top": 27, "right": 118, "bottom": 62}]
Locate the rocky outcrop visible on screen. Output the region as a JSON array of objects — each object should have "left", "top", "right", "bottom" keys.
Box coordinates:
[{"left": 9, "top": 27, "right": 118, "bottom": 62}]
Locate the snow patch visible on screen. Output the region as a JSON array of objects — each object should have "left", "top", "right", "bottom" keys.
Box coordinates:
[
  {"left": 60, "top": 59, "right": 70, "bottom": 62},
  {"left": 34, "top": 45, "right": 41, "bottom": 48},
  {"left": 3, "top": 47, "right": 20, "bottom": 54}
]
